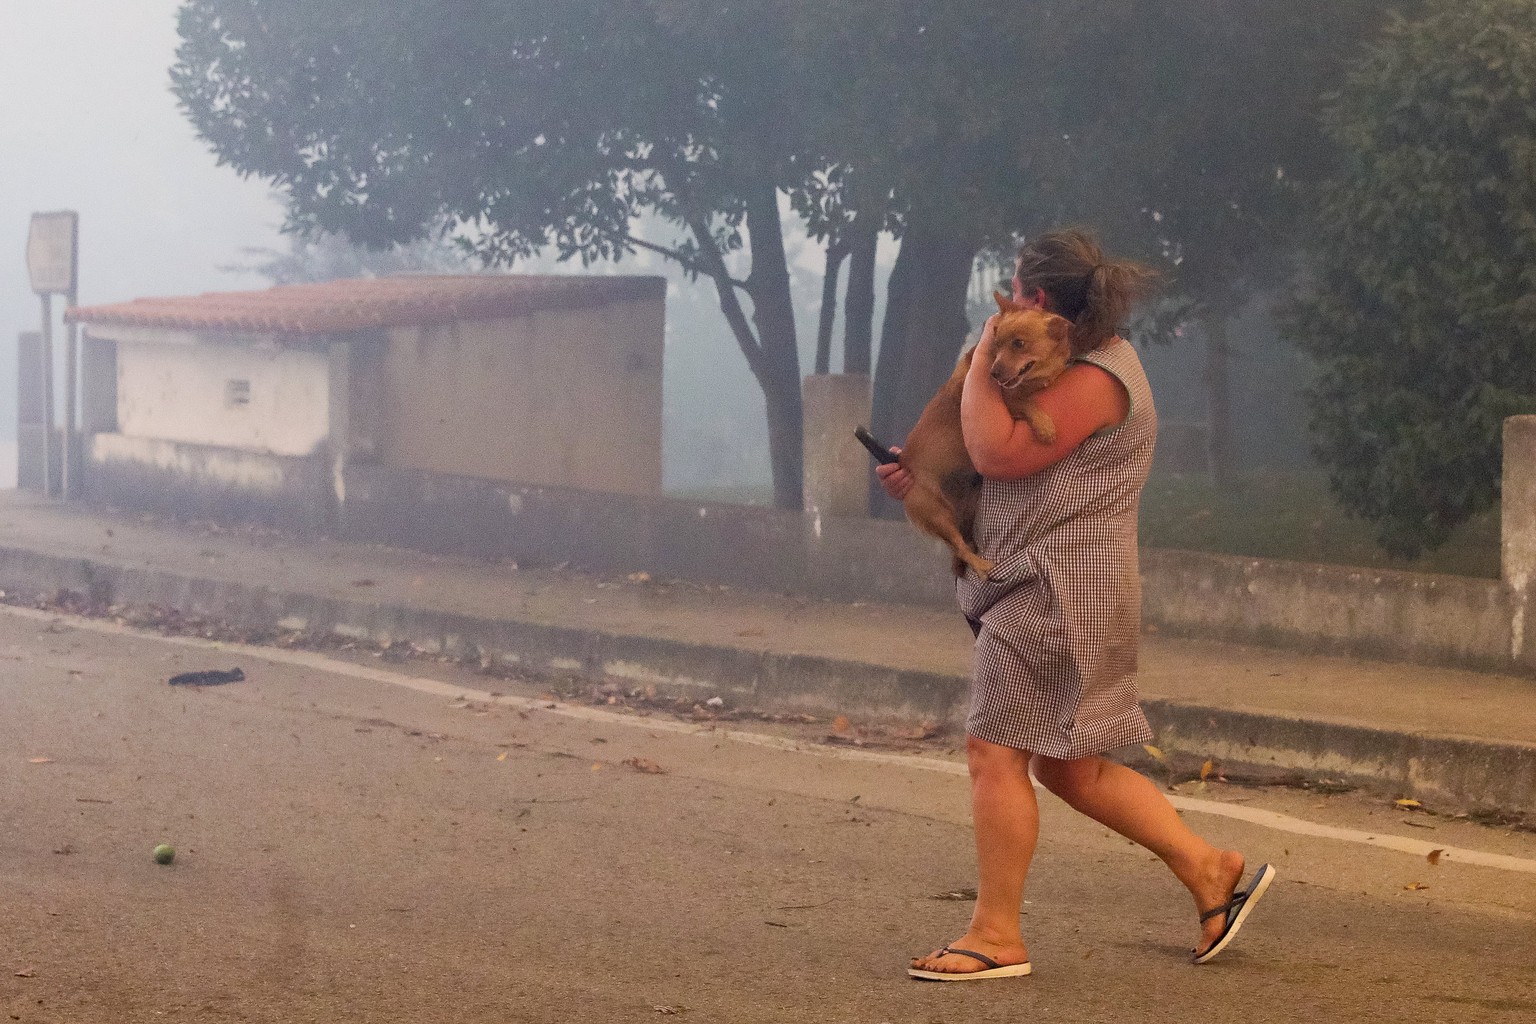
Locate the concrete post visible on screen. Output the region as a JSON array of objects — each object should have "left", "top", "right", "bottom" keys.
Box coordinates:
[
  {"left": 1501, "top": 416, "right": 1536, "bottom": 664},
  {"left": 39, "top": 293, "right": 55, "bottom": 497},
  {"left": 16, "top": 331, "right": 45, "bottom": 492},
  {"left": 802, "top": 373, "right": 873, "bottom": 518},
  {"left": 326, "top": 340, "right": 353, "bottom": 533},
  {"left": 79, "top": 333, "right": 117, "bottom": 434}
]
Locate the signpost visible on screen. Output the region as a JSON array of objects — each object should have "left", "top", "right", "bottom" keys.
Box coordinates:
[{"left": 25, "top": 211, "right": 79, "bottom": 498}]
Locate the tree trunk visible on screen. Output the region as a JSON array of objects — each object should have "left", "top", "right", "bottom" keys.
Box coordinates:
[
  {"left": 814, "top": 242, "right": 847, "bottom": 376},
  {"left": 685, "top": 181, "right": 803, "bottom": 510},
  {"left": 1203, "top": 315, "right": 1237, "bottom": 490},
  {"left": 743, "top": 183, "right": 805, "bottom": 511},
  {"left": 869, "top": 222, "right": 980, "bottom": 518},
  {"left": 842, "top": 220, "right": 878, "bottom": 376}
]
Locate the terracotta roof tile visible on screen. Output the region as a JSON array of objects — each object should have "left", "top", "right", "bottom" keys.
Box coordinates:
[{"left": 66, "top": 274, "right": 665, "bottom": 335}]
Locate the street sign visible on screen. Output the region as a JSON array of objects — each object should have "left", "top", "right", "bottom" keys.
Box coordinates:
[{"left": 26, "top": 211, "right": 78, "bottom": 296}]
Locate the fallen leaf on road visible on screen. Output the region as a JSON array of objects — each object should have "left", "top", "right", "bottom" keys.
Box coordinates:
[
  {"left": 497, "top": 752, "right": 508, "bottom": 762},
  {"left": 831, "top": 715, "right": 851, "bottom": 734},
  {"left": 14, "top": 968, "right": 35, "bottom": 978},
  {"left": 1403, "top": 881, "right": 1428, "bottom": 891},
  {"left": 929, "top": 888, "right": 978, "bottom": 901},
  {"left": 1143, "top": 744, "right": 1168, "bottom": 764},
  {"left": 28, "top": 757, "right": 53, "bottom": 764},
  {"left": 627, "top": 572, "right": 652, "bottom": 583},
  {"left": 590, "top": 762, "right": 604, "bottom": 772},
  {"left": 623, "top": 757, "right": 667, "bottom": 774},
  {"left": 653, "top": 1007, "right": 684, "bottom": 1015},
  {"left": 1427, "top": 849, "right": 1444, "bottom": 866},
  {"left": 1200, "top": 759, "right": 1215, "bottom": 781},
  {"left": 1394, "top": 798, "right": 1423, "bottom": 810}
]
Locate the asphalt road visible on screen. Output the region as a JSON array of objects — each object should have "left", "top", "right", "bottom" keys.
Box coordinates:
[{"left": 2, "top": 606, "right": 1533, "bottom": 1023}]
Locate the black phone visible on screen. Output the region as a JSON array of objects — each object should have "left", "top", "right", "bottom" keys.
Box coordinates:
[{"left": 853, "top": 426, "right": 901, "bottom": 465}]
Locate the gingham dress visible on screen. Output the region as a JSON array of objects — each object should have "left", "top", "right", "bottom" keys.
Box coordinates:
[{"left": 956, "top": 338, "right": 1156, "bottom": 759}]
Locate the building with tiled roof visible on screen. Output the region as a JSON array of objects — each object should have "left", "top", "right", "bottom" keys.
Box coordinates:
[{"left": 54, "top": 274, "right": 666, "bottom": 531}]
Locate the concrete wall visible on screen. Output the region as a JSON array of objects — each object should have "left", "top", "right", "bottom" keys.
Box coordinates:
[
  {"left": 1140, "top": 549, "right": 1513, "bottom": 672},
  {"left": 337, "top": 461, "right": 1528, "bottom": 674},
  {"left": 341, "top": 462, "right": 959, "bottom": 606},
  {"left": 375, "top": 295, "right": 664, "bottom": 495},
  {"left": 85, "top": 434, "right": 329, "bottom": 533},
  {"left": 116, "top": 337, "right": 330, "bottom": 456}
]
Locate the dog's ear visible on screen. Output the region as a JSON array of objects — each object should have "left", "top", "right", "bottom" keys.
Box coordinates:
[
  {"left": 1046, "top": 314, "right": 1071, "bottom": 346},
  {"left": 994, "top": 290, "right": 1019, "bottom": 314}
]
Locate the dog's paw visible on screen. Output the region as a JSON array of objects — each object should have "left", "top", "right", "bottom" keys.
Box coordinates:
[
  {"left": 1028, "top": 413, "right": 1057, "bottom": 445},
  {"left": 956, "top": 556, "right": 995, "bottom": 580}
]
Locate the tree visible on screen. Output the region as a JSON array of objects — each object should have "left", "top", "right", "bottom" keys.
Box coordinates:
[
  {"left": 175, "top": 0, "right": 826, "bottom": 508},
  {"left": 174, "top": 0, "right": 1396, "bottom": 518},
  {"left": 1017, "top": 1, "right": 1397, "bottom": 489},
  {"left": 1285, "top": 0, "right": 1536, "bottom": 557},
  {"left": 826, "top": 1, "right": 1395, "bottom": 508}
]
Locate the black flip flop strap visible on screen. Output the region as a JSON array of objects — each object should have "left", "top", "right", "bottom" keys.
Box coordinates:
[
  {"left": 1199, "top": 889, "right": 1250, "bottom": 923},
  {"left": 941, "top": 947, "right": 1002, "bottom": 970}
]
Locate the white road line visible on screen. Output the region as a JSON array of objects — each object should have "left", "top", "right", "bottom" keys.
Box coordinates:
[{"left": 11, "top": 603, "right": 1536, "bottom": 876}]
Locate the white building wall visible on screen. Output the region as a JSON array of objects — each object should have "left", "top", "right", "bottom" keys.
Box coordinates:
[{"left": 116, "top": 339, "right": 330, "bottom": 456}]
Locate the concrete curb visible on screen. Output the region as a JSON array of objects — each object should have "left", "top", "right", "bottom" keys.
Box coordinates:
[{"left": 1, "top": 543, "right": 1533, "bottom": 817}]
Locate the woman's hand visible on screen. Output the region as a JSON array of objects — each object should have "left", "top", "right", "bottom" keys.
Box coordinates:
[{"left": 876, "top": 449, "right": 913, "bottom": 500}]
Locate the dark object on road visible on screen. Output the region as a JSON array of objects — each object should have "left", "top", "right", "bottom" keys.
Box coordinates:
[{"left": 167, "top": 667, "right": 246, "bottom": 686}]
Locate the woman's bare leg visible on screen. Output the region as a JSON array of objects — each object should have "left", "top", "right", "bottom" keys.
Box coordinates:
[
  {"left": 910, "top": 736, "right": 1037, "bottom": 974},
  {"left": 1030, "top": 754, "right": 1245, "bottom": 951}
]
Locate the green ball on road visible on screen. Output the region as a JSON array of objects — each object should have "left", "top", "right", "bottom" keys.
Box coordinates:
[{"left": 152, "top": 844, "right": 176, "bottom": 865}]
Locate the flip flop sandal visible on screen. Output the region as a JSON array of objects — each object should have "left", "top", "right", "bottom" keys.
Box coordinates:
[
  {"left": 908, "top": 947, "right": 1033, "bottom": 982},
  {"left": 1192, "top": 862, "right": 1277, "bottom": 964}
]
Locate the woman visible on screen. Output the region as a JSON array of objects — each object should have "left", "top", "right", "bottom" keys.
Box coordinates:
[{"left": 879, "top": 229, "right": 1273, "bottom": 980}]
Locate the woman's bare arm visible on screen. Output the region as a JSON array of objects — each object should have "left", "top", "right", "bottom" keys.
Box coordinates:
[{"left": 961, "top": 321, "right": 1129, "bottom": 481}]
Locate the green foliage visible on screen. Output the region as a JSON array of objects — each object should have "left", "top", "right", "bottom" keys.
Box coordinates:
[
  {"left": 1285, "top": 0, "right": 1536, "bottom": 557},
  {"left": 224, "top": 217, "right": 477, "bottom": 285},
  {"left": 1139, "top": 471, "right": 1500, "bottom": 578}
]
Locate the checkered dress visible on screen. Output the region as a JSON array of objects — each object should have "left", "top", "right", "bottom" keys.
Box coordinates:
[{"left": 956, "top": 338, "right": 1156, "bottom": 759}]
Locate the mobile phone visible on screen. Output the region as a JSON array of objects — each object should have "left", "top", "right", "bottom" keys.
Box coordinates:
[{"left": 854, "top": 426, "right": 901, "bottom": 465}]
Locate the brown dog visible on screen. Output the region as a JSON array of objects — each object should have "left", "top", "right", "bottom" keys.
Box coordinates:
[{"left": 897, "top": 294, "right": 1072, "bottom": 579}]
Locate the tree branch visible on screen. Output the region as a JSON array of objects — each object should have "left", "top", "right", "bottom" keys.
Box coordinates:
[
  {"left": 620, "top": 232, "right": 749, "bottom": 290},
  {"left": 685, "top": 212, "right": 766, "bottom": 381}
]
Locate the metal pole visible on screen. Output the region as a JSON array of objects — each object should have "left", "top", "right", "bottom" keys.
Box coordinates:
[
  {"left": 63, "top": 287, "right": 77, "bottom": 499},
  {"left": 39, "top": 293, "right": 55, "bottom": 498}
]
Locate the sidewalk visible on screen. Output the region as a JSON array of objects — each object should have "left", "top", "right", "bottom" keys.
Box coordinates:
[{"left": 0, "top": 491, "right": 1532, "bottom": 814}]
